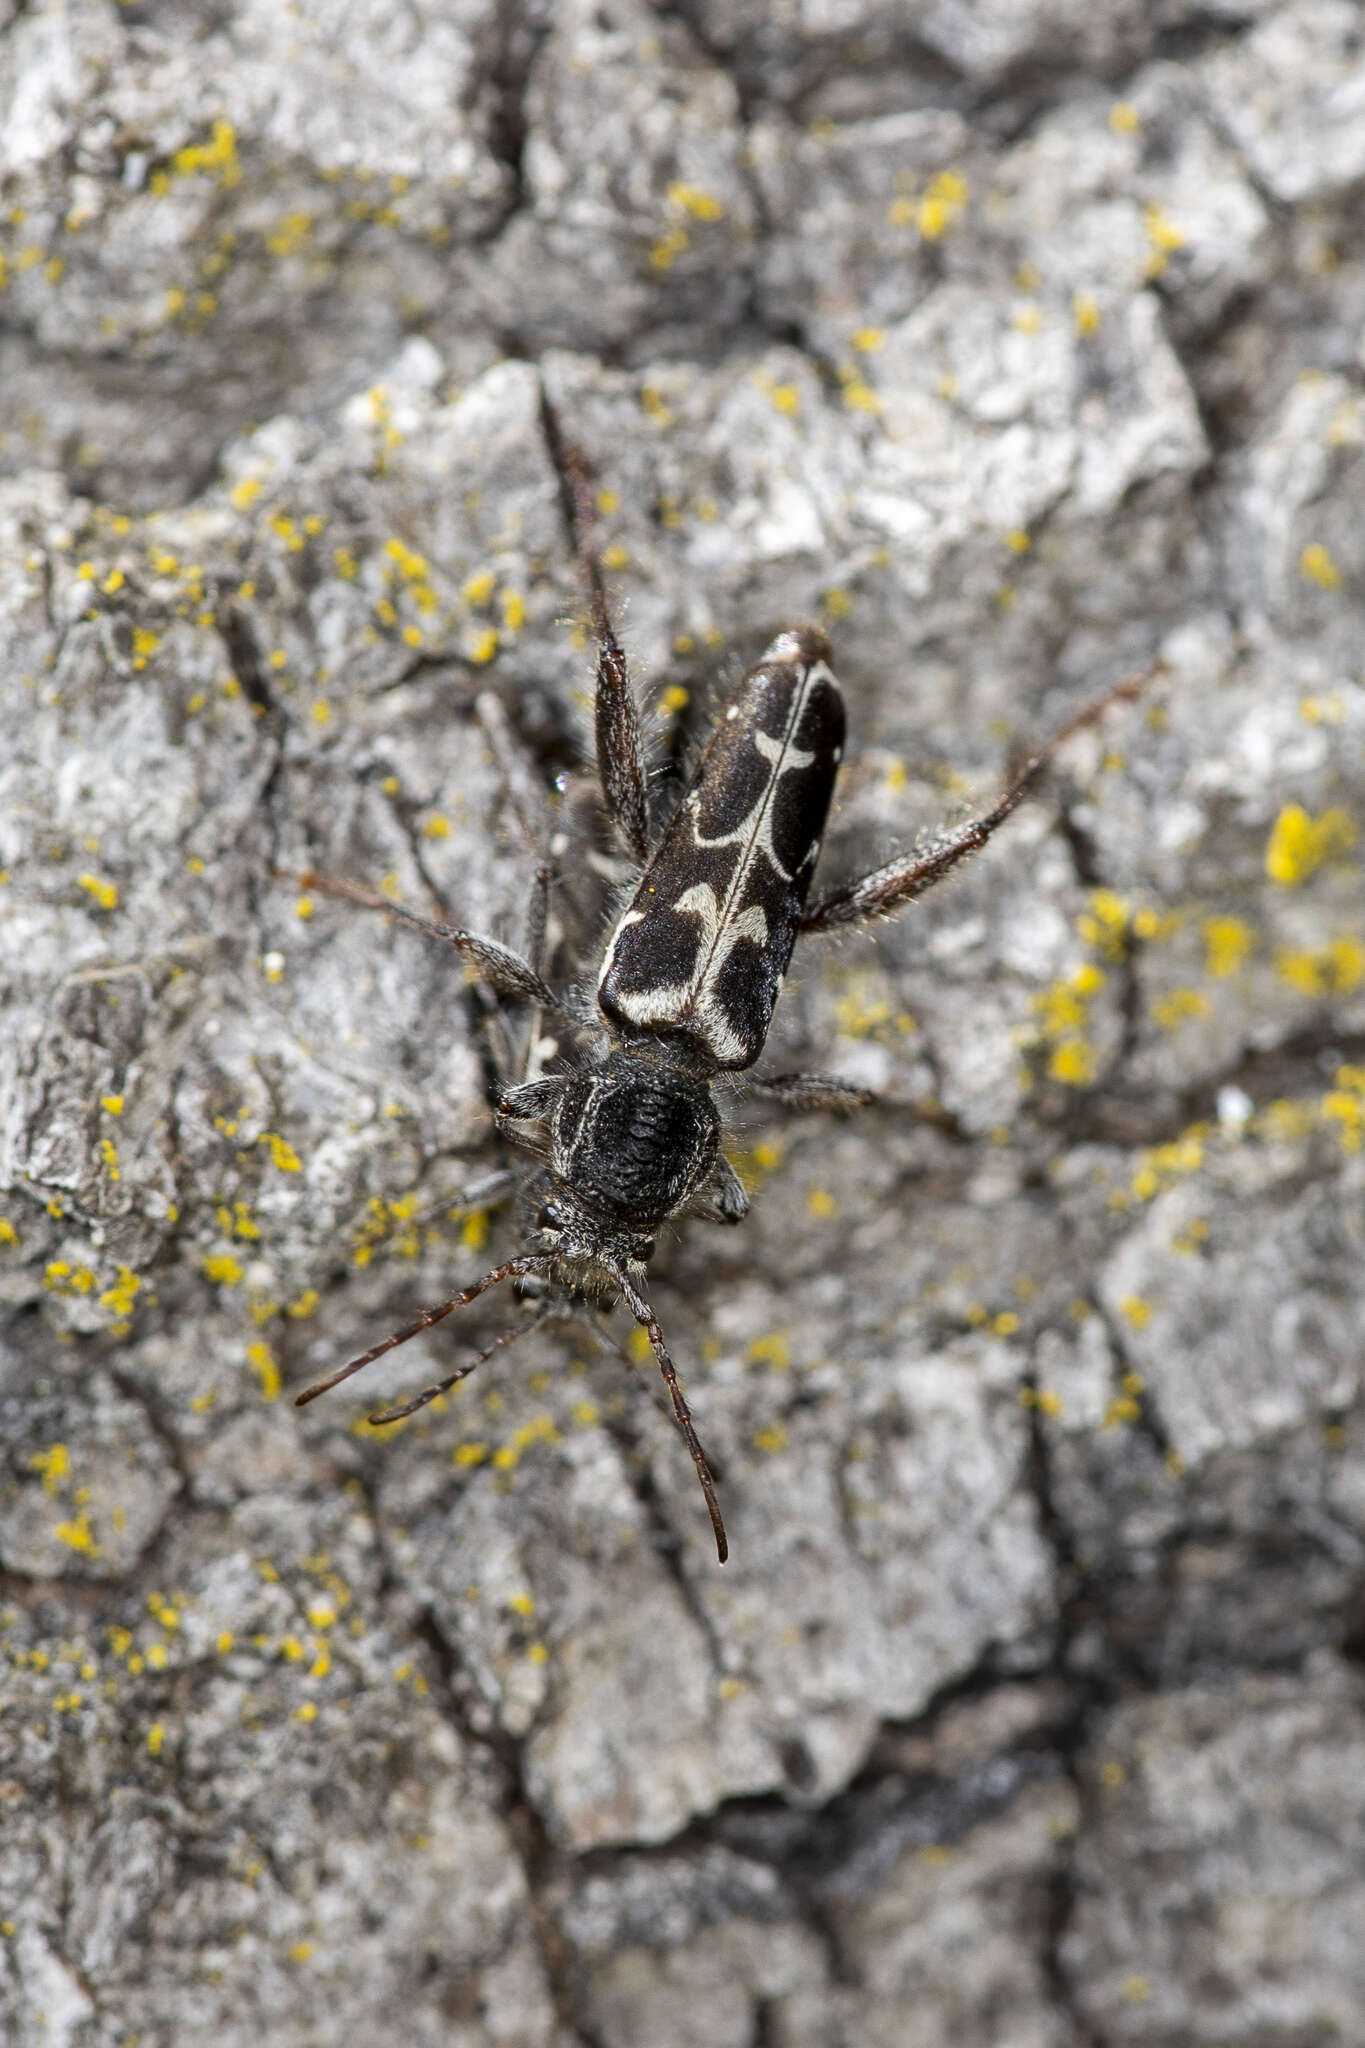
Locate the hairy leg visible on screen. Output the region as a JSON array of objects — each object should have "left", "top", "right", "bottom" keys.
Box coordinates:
[
  {"left": 800, "top": 663, "right": 1160, "bottom": 934},
  {"left": 541, "top": 391, "right": 650, "bottom": 863}
]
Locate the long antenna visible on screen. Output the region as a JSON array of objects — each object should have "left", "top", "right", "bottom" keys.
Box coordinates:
[
  {"left": 366, "top": 1314, "right": 548, "bottom": 1424},
  {"left": 293, "top": 1254, "right": 551, "bottom": 1407},
  {"left": 617, "top": 1272, "right": 729, "bottom": 1564}
]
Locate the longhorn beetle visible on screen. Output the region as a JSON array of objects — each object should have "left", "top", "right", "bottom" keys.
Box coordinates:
[{"left": 293, "top": 415, "right": 1154, "bottom": 1564}]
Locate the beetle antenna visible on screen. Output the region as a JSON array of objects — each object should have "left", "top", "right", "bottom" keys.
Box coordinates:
[
  {"left": 616, "top": 1273, "right": 729, "bottom": 1564},
  {"left": 366, "top": 1310, "right": 552, "bottom": 1424},
  {"left": 293, "top": 1254, "right": 552, "bottom": 1408}
]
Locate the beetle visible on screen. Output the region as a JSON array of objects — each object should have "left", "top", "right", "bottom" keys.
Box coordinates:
[{"left": 293, "top": 417, "right": 1152, "bottom": 1563}]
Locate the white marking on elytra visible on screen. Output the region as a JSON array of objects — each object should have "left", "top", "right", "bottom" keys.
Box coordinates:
[
  {"left": 688, "top": 726, "right": 813, "bottom": 883},
  {"left": 601, "top": 656, "right": 837, "bottom": 1062}
]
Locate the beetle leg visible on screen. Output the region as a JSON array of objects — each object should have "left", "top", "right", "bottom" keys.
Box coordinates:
[
  {"left": 800, "top": 663, "right": 1160, "bottom": 934},
  {"left": 290, "top": 868, "right": 566, "bottom": 1012},
  {"left": 541, "top": 393, "right": 650, "bottom": 863}
]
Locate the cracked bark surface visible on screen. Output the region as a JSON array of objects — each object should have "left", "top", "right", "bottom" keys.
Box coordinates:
[{"left": 2, "top": 2, "right": 1364, "bottom": 2042}]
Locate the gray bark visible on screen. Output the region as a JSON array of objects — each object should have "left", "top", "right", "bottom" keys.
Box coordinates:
[{"left": 2, "top": 2, "right": 1363, "bottom": 2042}]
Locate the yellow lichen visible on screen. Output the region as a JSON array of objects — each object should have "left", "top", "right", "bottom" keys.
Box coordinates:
[
  {"left": 1152, "top": 988, "right": 1210, "bottom": 1031},
  {"left": 1102, "top": 1393, "right": 1141, "bottom": 1430},
  {"left": 99, "top": 1266, "right": 142, "bottom": 1318},
  {"left": 1264, "top": 802, "right": 1355, "bottom": 885},
  {"left": 648, "top": 226, "right": 689, "bottom": 269},
  {"left": 1276, "top": 937, "right": 1364, "bottom": 996},
  {"left": 834, "top": 975, "right": 893, "bottom": 1037},
  {"left": 458, "top": 1210, "right": 490, "bottom": 1252},
  {"left": 1033, "top": 963, "right": 1107, "bottom": 1085},
  {"left": 77, "top": 872, "right": 119, "bottom": 910},
  {"left": 1130, "top": 1132, "right": 1205, "bottom": 1203},
  {"left": 912, "top": 169, "right": 969, "bottom": 241},
  {"left": 245, "top": 1343, "right": 280, "bottom": 1409},
  {"left": 259, "top": 1131, "right": 302, "bottom": 1172},
  {"left": 667, "top": 182, "right": 725, "bottom": 221},
  {"left": 627, "top": 1326, "right": 653, "bottom": 1366},
  {"left": 170, "top": 120, "right": 240, "bottom": 187},
  {"left": 1201, "top": 916, "right": 1255, "bottom": 978},
  {"left": 838, "top": 369, "right": 881, "bottom": 414},
  {"left": 1076, "top": 890, "right": 1129, "bottom": 958},
  {"left": 1142, "top": 203, "right": 1186, "bottom": 277},
  {"left": 202, "top": 1253, "right": 244, "bottom": 1286},
  {"left": 1299, "top": 542, "right": 1341, "bottom": 590},
  {"left": 29, "top": 1443, "right": 70, "bottom": 1496},
  {"left": 266, "top": 211, "right": 313, "bottom": 258},
  {"left": 55, "top": 1510, "right": 101, "bottom": 1556}
]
